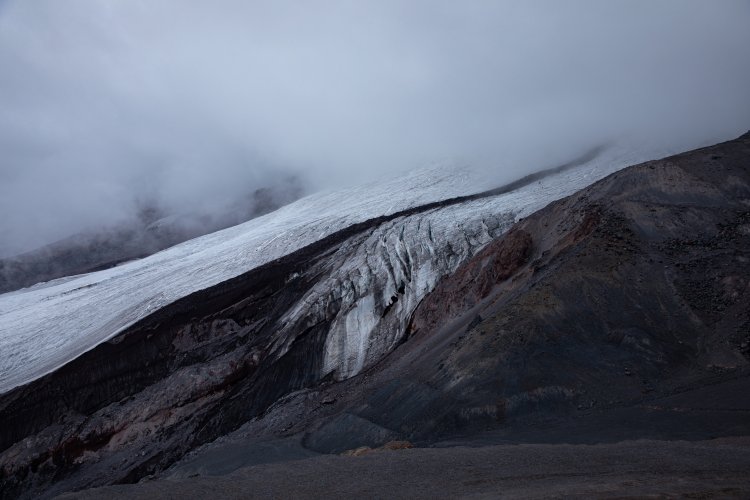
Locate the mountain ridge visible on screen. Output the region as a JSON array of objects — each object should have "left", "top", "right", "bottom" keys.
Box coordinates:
[{"left": 1, "top": 132, "right": 749, "bottom": 498}]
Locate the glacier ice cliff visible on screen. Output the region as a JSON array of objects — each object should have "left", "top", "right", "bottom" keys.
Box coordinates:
[{"left": 0, "top": 143, "right": 672, "bottom": 394}]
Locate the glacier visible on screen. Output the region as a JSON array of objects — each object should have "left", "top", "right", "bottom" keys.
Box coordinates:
[{"left": 0, "top": 143, "right": 676, "bottom": 394}]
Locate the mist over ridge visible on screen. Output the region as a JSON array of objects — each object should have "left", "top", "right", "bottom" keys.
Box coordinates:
[{"left": 0, "top": 0, "right": 748, "bottom": 256}]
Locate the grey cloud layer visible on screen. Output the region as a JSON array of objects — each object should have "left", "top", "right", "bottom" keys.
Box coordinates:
[{"left": 1, "top": 0, "right": 749, "bottom": 255}]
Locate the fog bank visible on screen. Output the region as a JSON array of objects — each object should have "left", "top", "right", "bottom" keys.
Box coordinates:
[{"left": 0, "top": 0, "right": 748, "bottom": 256}]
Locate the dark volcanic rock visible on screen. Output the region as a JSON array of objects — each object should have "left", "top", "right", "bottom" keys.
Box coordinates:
[
  {"left": 323, "top": 131, "right": 750, "bottom": 445},
  {"left": 276, "top": 132, "right": 750, "bottom": 456}
]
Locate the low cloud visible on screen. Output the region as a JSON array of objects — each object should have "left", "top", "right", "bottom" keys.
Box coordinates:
[{"left": 1, "top": 0, "right": 748, "bottom": 255}]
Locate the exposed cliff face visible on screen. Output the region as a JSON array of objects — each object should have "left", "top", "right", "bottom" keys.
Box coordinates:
[{"left": 1, "top": 134, "right": 749, "bottom": 498}]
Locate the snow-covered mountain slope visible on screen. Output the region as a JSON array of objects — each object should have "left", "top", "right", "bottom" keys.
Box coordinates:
[
  {"left": 0, "top": 177, "right": 303, "bottom": 295},
  {"left": 0, "top": 143, "right": 675, "bottom": 394}
]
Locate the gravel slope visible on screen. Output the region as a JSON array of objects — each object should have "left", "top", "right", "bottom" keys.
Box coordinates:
[{"left": 57, "top": 438, "right": 750, "bottom": 499}]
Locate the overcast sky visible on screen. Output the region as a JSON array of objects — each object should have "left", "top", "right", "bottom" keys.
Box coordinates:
[{"left": 1, "top": 0, "right": 749, "bottom": 256}]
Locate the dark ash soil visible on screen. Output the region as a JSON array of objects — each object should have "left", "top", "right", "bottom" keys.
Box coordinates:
[{"left": 57, "top": 438, "right": 750, "bottom": 499}]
